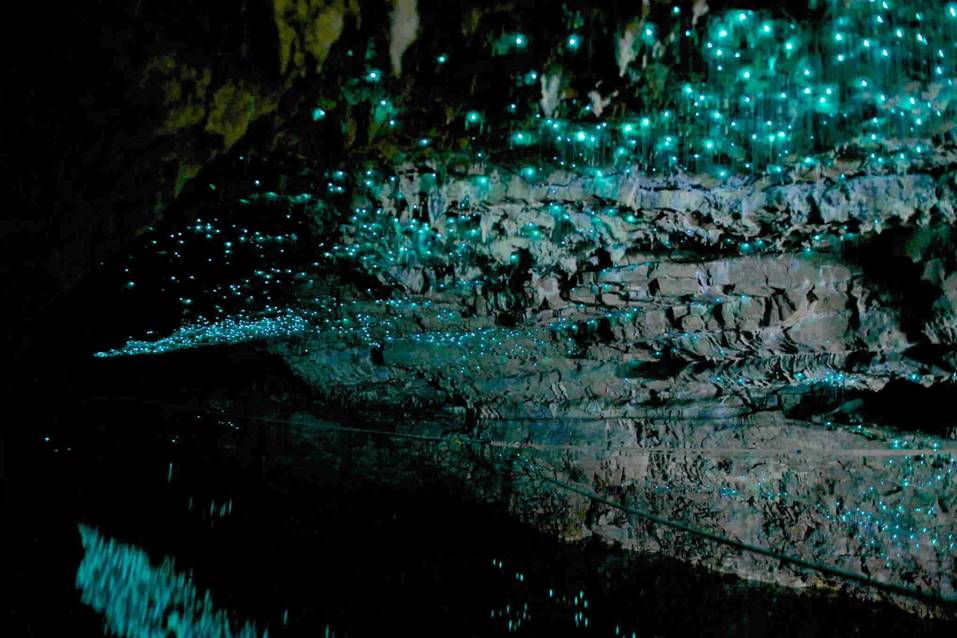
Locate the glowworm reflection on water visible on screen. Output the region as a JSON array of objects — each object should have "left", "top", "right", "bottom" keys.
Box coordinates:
[{"left": 76, "top": 524, "right": 288, "bottom": 638}]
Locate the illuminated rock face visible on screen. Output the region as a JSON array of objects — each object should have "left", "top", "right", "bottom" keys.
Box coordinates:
[
  {"left": 266, "top": 167, "right": 957, "bottom": 611},
  {"left": 73, "top": 0, "right": 957, "bottom": 618},
  {"left": 277, "top": 166, "right": 957, "bottom": 413}
]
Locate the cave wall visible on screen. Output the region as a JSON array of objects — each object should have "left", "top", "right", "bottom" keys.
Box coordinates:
[{"left": 14, "top": 0, "right": 957, "bottom": 619}]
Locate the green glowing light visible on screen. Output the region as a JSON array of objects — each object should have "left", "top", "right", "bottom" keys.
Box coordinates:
[
  {"left": 311, "top": 107, "right": 326, "bottom": 121},
  {"left": 77, "top": 525, "right": 268, "bottom": 638},
  {"left": 95, "top": 312, "right": 312, "bottom": 357},
  {"left": 512, "top": 130, "right": 535, "bottom": 146}
]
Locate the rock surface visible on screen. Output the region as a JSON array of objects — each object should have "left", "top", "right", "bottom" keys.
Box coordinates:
[{"left": 258, "top": 166, "right": 957, "bottom": 613}]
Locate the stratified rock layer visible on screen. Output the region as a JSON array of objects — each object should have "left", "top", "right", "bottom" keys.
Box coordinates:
[{"left": 266, "top": 166, "right": 957, "bottom": 613}]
